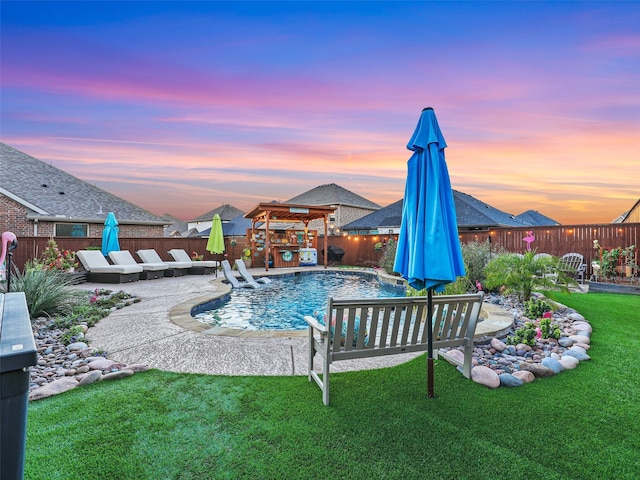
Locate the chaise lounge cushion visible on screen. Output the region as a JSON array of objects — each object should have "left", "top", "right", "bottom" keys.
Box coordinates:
[
  {"left": 77, "top": 250, "right": 143, "bottom": 274},
  {"left": 136, "top": 249, "right": 191, "bottom": 269},
  {"left": 168, "top": 249, "right": 217, "bottom": 268},
  {"left": 108, "top": 250, "right": 168, "bottom": 272}
]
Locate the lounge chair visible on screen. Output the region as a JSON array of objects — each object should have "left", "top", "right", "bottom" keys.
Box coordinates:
[
  {"left": 234, "top": 259, "right": 271, "bottom": 284},
  {"left": 559, "top": 253, "right": 586, "bottom": 284},
  {"left": 136, "top": 249, "right": 190, "bottom": 277},
  {"left": 108, "top": 250, "right": 168, "bottom": 280},
  {"left": 168, "top": 249, "right": 217, "bottom": 275},
  {"left": 221, "top": 260, "right": 259, "bottom": 289},
  {"left": 76, "top": 250, "right": 142, "bottom": 284}
]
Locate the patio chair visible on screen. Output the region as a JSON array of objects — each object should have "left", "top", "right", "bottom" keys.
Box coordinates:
[
  {"left": 234, "top": 259, "right": 271, "bottom": 284},
  {"left": 168, "top": 249, "right": 217, "bottom": 275},
  {"left": 221, "top": 260, "right": 259, "bottom": 289},
  {"left": 559, "top": 253, "right": 586, "bottom": 284},
  {"left": 136, "top": 249, "right": 190, "bottom": 277},
  {"left": 108, "top": 250, "right": 168, "bottom": 280},
  {"left": 76, "top": 250, "right": 142, "bottom": 284}
]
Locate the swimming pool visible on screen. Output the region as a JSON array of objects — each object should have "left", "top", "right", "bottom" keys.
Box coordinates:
[{"left": 193, "top": 271, "right": 406, "bottom": 331}]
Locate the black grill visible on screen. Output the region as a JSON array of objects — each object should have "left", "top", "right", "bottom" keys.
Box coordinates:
[{"left": 324, "top": 245, "right": 345, "bottom": 264}]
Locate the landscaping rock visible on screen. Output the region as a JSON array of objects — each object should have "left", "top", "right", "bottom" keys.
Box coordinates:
[
  {"left": 512, "top": 370, "right": 536, "bottom": 383},
  {"left": 29, "top": 377, "right": 78, "bottom": 401},
  {"left": 471, "top": 366, "right": 500, "bottom": 388},
  {"left": 499, "top": 373, "right": 523, "bottom": 387},
  {"left": 559, "top": 355, "right": 579, "bottom": 370},
  {"left": 88, "top": 358, "right": 115, "bottom": 371},
  {"left": 563, "top": 346, "right": 591, "bottom": 361},
  {"left": 518, "top": 362, "right": 555, "bottom": 378},
  {"left": 541, "top": 357, "right": 564, "bottom": 374},
  {"left": 78, "top": 370, "right": 103, "bottom": 386},
  {"left": 490, "top": 338, "right": 507, "bottom": 352}
]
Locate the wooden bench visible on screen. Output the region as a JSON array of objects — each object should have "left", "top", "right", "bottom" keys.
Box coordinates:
[{"left": 304, "top": 292, "right": 484, "bottom": 405}]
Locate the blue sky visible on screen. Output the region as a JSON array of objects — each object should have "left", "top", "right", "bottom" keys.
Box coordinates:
[{"left": 1, "top": 1, "right": 638, "bottom": 223}]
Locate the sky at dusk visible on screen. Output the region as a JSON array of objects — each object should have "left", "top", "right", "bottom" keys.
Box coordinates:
[{"left": 1, "top": 1, "right": 638, "bottom": 225}]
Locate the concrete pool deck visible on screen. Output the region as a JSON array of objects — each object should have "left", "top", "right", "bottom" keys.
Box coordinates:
[{"left": 79, "top": 267, "right": 514, "bottom": 377}]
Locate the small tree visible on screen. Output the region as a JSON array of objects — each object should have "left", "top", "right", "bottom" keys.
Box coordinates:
[
  {"left": 483, "top": 250, "right": 575, "bottom": 301},
  {"left": 379, "top": 238, "right": 398, "bottom": 275}
]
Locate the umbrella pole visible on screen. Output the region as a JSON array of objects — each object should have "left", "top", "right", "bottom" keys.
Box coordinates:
[{"left": 427, "top": 288, "right": 434, "bottom": 398}]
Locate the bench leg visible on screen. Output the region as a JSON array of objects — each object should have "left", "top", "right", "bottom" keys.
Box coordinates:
[{"left": 462, "top": 343, "right": 473, "bottom": 379}]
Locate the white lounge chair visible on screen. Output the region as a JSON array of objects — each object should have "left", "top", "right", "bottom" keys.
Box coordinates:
[
  {"left": 221, "top": 260, "right": 259, "bottom": 289},
  {"left": 108, "top": 250, "right": 168, "bottom": 280},
  {"left": 168, "top": 249, "right": 217, "bottom": 275},
  {"left": 559, "top": 253, "right": 586, "bottom": 284},
  {"left": 136, "top": 249, "right": 190, "bottom": 277},
  {"left": 76, "top": 250, "right": 142, "bottom": 284},
  {"left": 234, "top": 259, "right": 271, "bottom": 284}
]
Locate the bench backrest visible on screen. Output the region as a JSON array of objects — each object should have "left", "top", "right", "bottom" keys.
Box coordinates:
[{"left": 325, "top": 292, "right": 484, "bottom": 360}]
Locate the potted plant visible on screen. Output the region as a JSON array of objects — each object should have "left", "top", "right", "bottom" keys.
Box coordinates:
[{"left": 241, "top": 248, "right": 252, "bottom": 268}]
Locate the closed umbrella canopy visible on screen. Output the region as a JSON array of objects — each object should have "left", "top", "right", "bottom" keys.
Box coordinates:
[
  {"left": 206, "top": 214, "right": 225, "bottom": 254},
  {"left": 101, "top": 212, "right": 120, "bottom": 256},
  {"left": 393, "top": 107, "right": 465, "bottom": 397}
]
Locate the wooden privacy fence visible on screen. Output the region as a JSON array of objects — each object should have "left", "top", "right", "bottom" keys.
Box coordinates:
[{"left": 5, "top": 223, "right": 639, "bottom": 278}]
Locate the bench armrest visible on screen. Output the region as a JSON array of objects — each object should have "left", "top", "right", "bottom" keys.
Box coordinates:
[{"left": 303, "top": 315, "right": 328, "bottom": 334}]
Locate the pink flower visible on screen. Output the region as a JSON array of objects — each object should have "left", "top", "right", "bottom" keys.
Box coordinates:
[
  {"left": 542, "top": 311, "right": 553, "bottom": 319},
  {"left": 535, "top": 327, "right": 542, "bottom": 339},
  {"left": 475, "top": 280, "right": 483, "bottom": 291},
  {"left": 90, "top": 295, "right": 98, "bottom": 304}
]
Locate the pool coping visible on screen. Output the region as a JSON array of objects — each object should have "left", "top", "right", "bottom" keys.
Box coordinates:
[{"left": 169, "top": 267, "right": 513, "bottom": 340}]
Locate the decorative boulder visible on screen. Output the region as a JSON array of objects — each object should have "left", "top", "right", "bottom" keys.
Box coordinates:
[{"left": 471, "top": 366, "right": 500, "bottom": 389}]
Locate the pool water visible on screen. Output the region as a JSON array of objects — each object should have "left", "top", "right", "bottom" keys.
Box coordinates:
[{"left": 194, "top": 271, "right": 406, "bottom": 330}]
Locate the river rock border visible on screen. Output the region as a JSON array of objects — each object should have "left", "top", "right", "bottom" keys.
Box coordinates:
[{"left": 439, "top": 292, "right": 592, "bottom": 388}]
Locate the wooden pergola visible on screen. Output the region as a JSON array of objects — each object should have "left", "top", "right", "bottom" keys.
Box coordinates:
[{"left": 244, "top": 203, "right": 337, "bottom": 271}]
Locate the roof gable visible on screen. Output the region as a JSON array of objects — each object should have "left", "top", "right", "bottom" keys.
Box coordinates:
[
  {"left": 515, "top": 209, "right": 560, "bottom": 226},
  {"left": 191, "top": 204, "right": 245, "bottom": 222},
  {"left": 0, "top": 143, "right": 167, "bottom": 224},
  {"left": 286, "top": 183, "right": 381, "bottom": 210}
]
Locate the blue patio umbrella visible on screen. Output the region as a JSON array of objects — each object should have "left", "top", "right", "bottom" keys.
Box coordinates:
[
  {"left": 393, "top": 107, "right": 465, "bottom": 398},
  {"left": 101, "top": 212, "right": 120, "bottom": 256}
]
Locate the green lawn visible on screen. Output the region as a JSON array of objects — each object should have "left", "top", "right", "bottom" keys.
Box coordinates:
[{"left": 25, "top": 292, "right": 640, "bottom": 479}]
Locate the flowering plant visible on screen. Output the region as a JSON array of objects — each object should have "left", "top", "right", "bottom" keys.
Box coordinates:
[
  {"left": 41, "top": 239, "right": 78, "bottom": 271},
  {"left": 242, "top": 248, "right": 252, "bottom": 259},
  {"left": 191, "top": 251, "right": 204, "bottom": 261}
]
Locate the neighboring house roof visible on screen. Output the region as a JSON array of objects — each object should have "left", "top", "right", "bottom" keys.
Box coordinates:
[
  {"left": 611, "top": 198, "right": 640, "bottom": 223},
  {"left": 0, "top": 143, "right": 167, "bottom": 225},
  {"left": 190, "top": 204, "right": 245, "bottom": 223},
  {"left": 515, "top": 210, "right": 560, "bottom": 226},
  {"left": 162, "top": 213, "right": 189, "bottom": 237},
  {"left": 342, "top": 200, "right": 404, "bottom": 230},
  {"left": 199, "top": 214, "right": 252, "bottom": 237},
  {"left": 343, "top": 191, "right": 533, "bottom": 231},
  {"left": 286, "top": 183, "right": 381, "bottom": 210}
]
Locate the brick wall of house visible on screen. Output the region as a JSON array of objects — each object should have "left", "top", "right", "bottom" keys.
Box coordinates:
[
  {"left": 0, "top": 194, "right": 164, "bottom": 238},
  {"left": 0, "top": 195, "right": 32, "bottom": 236}
]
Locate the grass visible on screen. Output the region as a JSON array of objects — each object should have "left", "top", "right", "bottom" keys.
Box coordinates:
[{"left": 25, "top": 292, "right": 640, "bottom": 479}]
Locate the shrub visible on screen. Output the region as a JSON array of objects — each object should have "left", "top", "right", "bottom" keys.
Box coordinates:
[
  {"left": 483, "top": 250, "right": 575, "bottom": 301},
  {"left": 523, "top": 297, "right": 552, "bottom": 319},
  {"left": 8, "top": 267, "right": 85, "bottom": 318},
  {"left": 379, "top": 238, "right": 398, "bottom": 275},
  {"left": 461, "top": 240, "right": 504, "bottom": 290}
]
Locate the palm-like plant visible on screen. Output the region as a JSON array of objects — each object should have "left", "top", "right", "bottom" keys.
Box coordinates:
[
  {"left": 483, "top": 250, "right": 576, "bottom": 301},
  {"left": 8, "top": 265, "right": 85, "bottom": 318}
]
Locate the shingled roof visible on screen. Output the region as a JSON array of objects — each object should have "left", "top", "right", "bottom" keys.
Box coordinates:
[
  {"left": 0, "top": 143, "right": 167, "bottom": 225},
  {"left": 190, "top": 204, "right": 245, "bottom": 223},
  {"left": 286, "top": 183, "right": 381, "bottom": 210},
  {"left": 343, "top": 191, "right": 534, "bottom": 231},
  {"left": 515, "top": 209, "right": 560, "bottom": 226}
]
